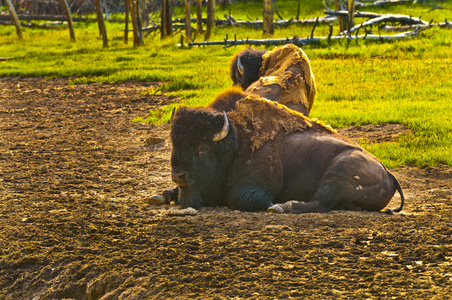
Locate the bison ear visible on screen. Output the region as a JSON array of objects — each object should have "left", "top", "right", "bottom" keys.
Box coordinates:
[
  {"left": 237, "top": 56, "right": 245, "bottom": 76},
  {"left": 212, "top": 111, "right": 229, "bottom": 142},
  {"left": 170, "top": 107, "right": 176, "bottom": 124}
]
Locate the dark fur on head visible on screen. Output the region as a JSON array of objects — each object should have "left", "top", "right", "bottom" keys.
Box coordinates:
[
  {"left": 170, "top": 107, "right": 238, "bottom": 209},
  {"left": 230, "top": 48, "right": 267, "bottom": 89}
]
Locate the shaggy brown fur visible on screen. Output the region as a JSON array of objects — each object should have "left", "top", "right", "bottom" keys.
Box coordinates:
[
  {"left": 244, "top": 44, "right": 317, "bottom": 116},
  {"left": 228, "top": 96, "right": 336, "bottom": 152},
  {"left": 207, "top": 86, "right": 248, "bottom": 112}
]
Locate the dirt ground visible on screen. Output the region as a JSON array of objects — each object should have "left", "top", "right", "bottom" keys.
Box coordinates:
[{"left": 0, "top": 77, "right": 451, "bottom": 300}]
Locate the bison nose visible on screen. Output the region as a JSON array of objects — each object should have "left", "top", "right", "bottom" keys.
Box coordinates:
[{"left": 172, "top": 171, "right": 188, "bottom": 186}]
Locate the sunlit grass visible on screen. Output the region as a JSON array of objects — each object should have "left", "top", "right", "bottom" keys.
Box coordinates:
[{"left": 0, "top": 0, "right": 451, "bottom": 167}]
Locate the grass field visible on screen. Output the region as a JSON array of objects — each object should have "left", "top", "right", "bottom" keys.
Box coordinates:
[{"left": 0, "top": 0, "right": 451, "bottom": 167}]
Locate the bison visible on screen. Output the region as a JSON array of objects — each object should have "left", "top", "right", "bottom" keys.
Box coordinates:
[
  {"left": 150, "top": 94, "right": 404, "bottom": 214},
  {"left": 230, "top": 44, "right": 317, "bottom": 116}
]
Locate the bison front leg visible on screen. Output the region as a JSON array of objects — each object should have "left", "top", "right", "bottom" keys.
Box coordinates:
[
  {"left": 227, "top": 185, "right": 275, "bottom": 212},
  {"left": 268, "top": 200, "right": 331, "bottom": 214},
  {"left": 148, "top": 187, "right": 179, "bottom": 205}
]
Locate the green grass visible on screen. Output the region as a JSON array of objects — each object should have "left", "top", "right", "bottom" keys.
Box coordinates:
[{"left": 1, "top": 0, "right": 451, "bottom": 167}]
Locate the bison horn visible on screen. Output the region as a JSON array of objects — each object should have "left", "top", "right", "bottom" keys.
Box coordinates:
[
  {"left": 213, "top": 111, "right": 229, "bottom": 142},
  {"left": 237, "top": 56, "right": 245, "bottom": 76}
]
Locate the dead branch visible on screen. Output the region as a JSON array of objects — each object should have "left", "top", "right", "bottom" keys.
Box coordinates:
[
  {"left": 5, "top": 0, "right": 22, "bottom": 40},
  {"left": 273, "top": 0, "right": 283, "bottom": 21},
  {"left": 184, "top": 30, "right": 418, "bottom": 48},
  {"left": 61, "top": 0, "right": 75, "bottom": 41},
  {"left": 310, "top": 17, "right": 319, "bottom": 39}
]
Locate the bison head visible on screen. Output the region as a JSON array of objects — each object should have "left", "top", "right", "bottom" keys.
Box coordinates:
[
  {"left": 230, "top": 48, "right": 267, "bottom": 90},
  {"left": 170, "top": 107, "right": 238, "bottom": 209}
]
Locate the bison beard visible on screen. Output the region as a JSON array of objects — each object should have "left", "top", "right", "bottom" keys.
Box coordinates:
[{"left": 151, "top": 97, "right": 404, "bottom": 214}]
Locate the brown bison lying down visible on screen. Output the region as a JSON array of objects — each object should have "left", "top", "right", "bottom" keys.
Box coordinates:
[
  {"left": 230, "top": 44, "right": 316, "bottom": 116},
  {"left": 150, "top": 94, "right": 404, "bottom": 214}
]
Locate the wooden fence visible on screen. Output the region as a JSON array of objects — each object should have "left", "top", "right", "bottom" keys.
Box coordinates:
[{"left": 2, "top": 0, "right": 449, "bottom": 46}]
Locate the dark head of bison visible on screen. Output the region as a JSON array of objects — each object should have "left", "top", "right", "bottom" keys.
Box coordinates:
[
  {"left": 230, "top": 48, "right": 267, "bottom": 90},
  {"left": 170, "top": 107, "right": 238, "bottom": 209}
]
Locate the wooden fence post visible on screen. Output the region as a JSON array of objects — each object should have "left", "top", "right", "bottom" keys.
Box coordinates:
[
  {"left": 94, "top": 0, "right": 108, "bottom": 47},
  {"left": 135, "top": 0, "right": 143, "bottom": 40},
  {"left": 141, "top": 0, "right": 149, "bottom": 28},
  {"left": 184, "top": 0, "right": 192, "bottom": 42},
  {"left": 61, "top": 0, "right": 75, "bottom": 41},
  {"left": 205, "top": 0, "right": 215, "bottom": 40},
  {"left": 334, "top": 0, "right": 346, "bottom": 32},
  {"left": 196, "top": 0, "right": 203, "bottom": 34},
  {"left": 127, "top": 0, "right": 143, "bottom": 46},
  {"left": 263, "top": 0, "right": 274, "bottom": 36},
  {"left": 5, "top": 0, "right": 23, "bottom": 40},
  {"left": 348, "top": 0, "right": 355, "bottom": 33},
  {"left": 160, "top": 0, "right": 166, "bottom": 39},
  {"left": 124, "top": 0, "right": 129, "bottom": 44},
  {"left": 164, "top": 0, "right": 173, "bottom": 37}
]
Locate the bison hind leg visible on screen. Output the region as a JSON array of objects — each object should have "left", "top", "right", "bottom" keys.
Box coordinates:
[{"left": 310, "top": 151, "right": 397, "bottom": 213}]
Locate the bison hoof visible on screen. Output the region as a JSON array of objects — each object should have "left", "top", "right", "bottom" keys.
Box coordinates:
[
  {"left": 148, "top": 194, "right": 166, "bottom": 205},
  {"left": 268, "top": 204, "right": 284, "bottom": 214},
  {"left": 268, "top": 201, "right": 300, "bottom": 214}
]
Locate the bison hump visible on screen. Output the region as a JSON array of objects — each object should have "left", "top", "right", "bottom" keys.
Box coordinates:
[
  {"left": 258, "top": 44, "right": 316, "bottom": 110},
  {"left": 228, "top": 97, "right": 335, "bottom": 152}
]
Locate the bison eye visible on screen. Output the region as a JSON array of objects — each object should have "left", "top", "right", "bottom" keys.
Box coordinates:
[{"left": 198, "top": 144, "right": 209, "bottom": 157}]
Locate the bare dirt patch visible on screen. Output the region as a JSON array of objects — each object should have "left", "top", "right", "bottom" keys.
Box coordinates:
[
  {"left": 0, "top": 77, "right": 451, "bottom": 299},
  {"left": 337, "top": 123, "right": 413, "bottom": 143}
]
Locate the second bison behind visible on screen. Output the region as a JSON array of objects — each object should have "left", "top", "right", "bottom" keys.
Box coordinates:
[{"left": 230, "top": 44, "right": 317, "bottom": 116}]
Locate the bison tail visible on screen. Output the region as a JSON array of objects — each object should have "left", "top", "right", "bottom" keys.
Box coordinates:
[{"left": 384, "top": 176, "right": 405, "bottom": 215}]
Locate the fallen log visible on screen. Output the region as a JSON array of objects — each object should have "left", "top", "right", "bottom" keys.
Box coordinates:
[
  {"left": 0, "top": 14, "right": 97, "bottom": 22},
  {"left": 231, "top": 16, "right": 337, "bottom": 27},
  {"left": 380, "top": 21, "right": 452, "bottom": 31},
  {"left": 142, "top": 16, "right": 336, "bottom": 33},
  {"left": 355, "top": 0, "right": 412, "bottom": 8},
  {"left": 324, "top": 10, "right": 382, "bottom": 19},
  {"left": 172, "top": 15, "right": 337, "bottom": 27},
  {"left": 0, "top": 56, "right": 25, "bottom": 61},
  {"left": 342, "top": 14, "right": 428, "bottom": 35},
  {"left": 141, "top": 24, "right": 196, "bottom": 33},
  {"left": 184, "top": 30, "right": 417, "bottom": 48},
  {"left": 0, "top": 20, "right": 65, "bottom": 28}
]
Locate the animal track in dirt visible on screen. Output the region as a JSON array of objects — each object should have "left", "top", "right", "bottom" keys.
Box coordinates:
[{"left": 0, "top": 77, "right": 451, "bottom": 299}]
